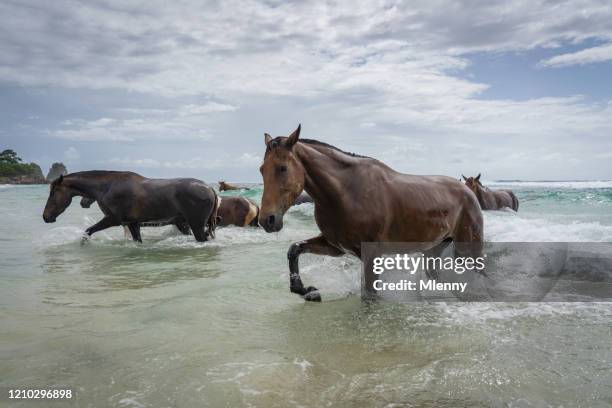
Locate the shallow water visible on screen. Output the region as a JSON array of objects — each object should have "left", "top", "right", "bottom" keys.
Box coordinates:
[{"left": 1, "top": 183, "right": 612, "bottom": 407}]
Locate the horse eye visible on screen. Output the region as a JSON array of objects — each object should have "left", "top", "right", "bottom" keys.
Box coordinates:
[{"left": 278, "top": 165, "right": 287, "bottom": 173}]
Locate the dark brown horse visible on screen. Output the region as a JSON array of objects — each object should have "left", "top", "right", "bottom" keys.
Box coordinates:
[
  {"left": 43, "top": 171, "right": 219, "bottom": 242},
  {"left": 218, "top": 181, "right": 250, "bottom": 191},
  {"left": 216, "top": 196, "right": 259, "bottom": 227},
  {"left": 79, "top": 196, "right": 192, "bottom": 234},
  {"left": 259, "top": 125, "right": 483, "bottom": 301},
  {"left": 462, "top": 174, "right": 519, "bottom": 211}
]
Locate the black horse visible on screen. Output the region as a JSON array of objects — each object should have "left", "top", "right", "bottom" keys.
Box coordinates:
[
  {"left": 79, "top": 196, "right": 192, "bottom": 234},
  {"left": 43, "top": 171, "right": 219, "bottom": 242}
]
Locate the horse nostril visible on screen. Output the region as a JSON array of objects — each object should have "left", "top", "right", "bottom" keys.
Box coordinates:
[{"left": 267, "top": 214, "right": 275, "bottom": 227}]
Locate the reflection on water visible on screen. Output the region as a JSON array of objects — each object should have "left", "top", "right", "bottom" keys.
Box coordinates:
[
  {"left": 41, "top": 244, "right": 223, "bottom": 292},
  {"left": 1, "top": 184, "right": 612, "bottom": 407}
]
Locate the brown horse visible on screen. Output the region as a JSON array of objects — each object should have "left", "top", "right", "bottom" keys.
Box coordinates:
[
  {"left": 43, "top": 171, "right": 218, "bottom": 242},
  {"left": 259, "top": 125, "right": 483, "bottom": 301},
  {"left": 218, "top": 181, "right": 250, "bottom": 191},
  {"left": 462, "top": 174, "right": 519, "bottom": 211},
  {"left": 216, "top": 196, "right": 259, "bottom": 227}
]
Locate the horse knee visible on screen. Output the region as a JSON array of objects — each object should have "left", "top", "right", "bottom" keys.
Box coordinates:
[{"left": 287, "top": 242, "right": 303, "bottom": 260}]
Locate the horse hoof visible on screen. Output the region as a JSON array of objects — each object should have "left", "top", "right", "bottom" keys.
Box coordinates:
[
  {"left": 303, "top": 287, "right": 321, "bottom": 302},
  {"left": 80, "top": 235, "right": 90, "bottom": 245}
]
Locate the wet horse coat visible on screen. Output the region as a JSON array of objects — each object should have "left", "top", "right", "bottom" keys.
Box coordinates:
[
  {"left": 216, "top": 196, "right": 259, "bottom": 227},
  {"left": 218, "top": 181, "right": 250, "bottom": 191},
  {"left": 78, "top": 196, "right": 192, "bottom": 234},
  {"left": 258, "top": 125, "right": 484, "bottom": 301},
  {"left": 43, "top": 171, "right": 218, "bottom": 242},
  {"left": 463, "top": 174, "right": 519, "bottom": 211}
]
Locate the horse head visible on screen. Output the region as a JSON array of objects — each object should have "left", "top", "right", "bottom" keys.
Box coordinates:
[
  {"left": 462, "top": 173, "right": 482, "bottom": 195},
  {"left": 259, "top": 124, "right": 305, "bottom": 232},
  {"left": 43, "top": 175, "right": 74, "bottom": 223}
]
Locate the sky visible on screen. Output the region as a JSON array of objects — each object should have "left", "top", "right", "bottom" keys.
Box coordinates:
[{"left": 0, "top": 0, "right": 611, "bottom": 182}]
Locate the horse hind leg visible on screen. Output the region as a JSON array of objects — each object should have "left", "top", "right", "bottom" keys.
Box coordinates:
[
  {"left": 453, "top": 203, "right": 484, "bottom": 253},
  {"left": 186, "top": 221, "right": 207, "bottom": 242},
  {"left": 178, "top": 204, "right": 212, "bottom": 242},
  {"left": 175, "top": 220, "right": 191, "bottom": 235},
  {"left": 126, "top": 222, "right": 142, "bottom": 243},
  {"left": 424, "top": 238, "right": 453, "bottom": 280}
]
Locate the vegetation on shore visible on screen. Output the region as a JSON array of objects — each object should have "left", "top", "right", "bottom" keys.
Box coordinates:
[{"left": 0, "top": 149, "right": 46, "bottom": 184}]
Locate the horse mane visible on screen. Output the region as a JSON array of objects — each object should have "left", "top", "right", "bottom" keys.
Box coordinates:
[
  {"left": 299, "top": 139, "right": 370, "bottom": 159},
  {"left": 66, "top": 170, "right": 142, "bottom": 179}
]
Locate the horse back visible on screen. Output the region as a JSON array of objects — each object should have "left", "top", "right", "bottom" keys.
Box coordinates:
[{"left": 103, "top": 177, "right": 215, "bottom": 222}]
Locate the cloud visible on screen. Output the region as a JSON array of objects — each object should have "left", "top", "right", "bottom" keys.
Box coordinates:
[
  {"left": 539, "top": 43, "right": 612, "bottom": 67},
  {"left": 63, "top": 146, "right": 80, "bottom": 160},
  {"left": 2, "top": 0, "right": 612, "bottom": 179},
  {"left": 178, "top": 102, "right": 238, "bottom": 116},
  {"left": 106, "top": 152, "right": 261, "bottom": 171},
  {"left": 2, "top": 0, "right": 612, "bottom": 97},
  {"left": 51, "top": 103, "right": 236, "bottom": 141}
]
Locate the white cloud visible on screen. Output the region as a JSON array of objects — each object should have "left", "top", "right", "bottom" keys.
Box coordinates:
[
  {"left": 107, "top": 152, "right": 262, "bottom": 171},
  {"left": 2, "top": 0, "right": 612, "bottom": 97},
  {"left": 2, "top": 0, "right": 612, "bottom": 179},
  {"left": 178, "top": 103, "right": 237, "bottom": 116},
  {"left": 63, "top": 146, "right": 80, "bottom": 160},
  {"left": 539, "top": 43, "right": 612, "bottom": 67},
  {"left": 53, "top": 115, "right": 209, "bottom": 142}
]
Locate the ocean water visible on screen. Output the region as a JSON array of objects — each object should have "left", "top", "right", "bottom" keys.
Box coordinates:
[{"left": 1, "top": 182, "right": 611, "bottom": 407}]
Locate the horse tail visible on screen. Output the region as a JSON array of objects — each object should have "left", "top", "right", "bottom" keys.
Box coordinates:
[
  {"left": 207, "top": 193, "right": 220, "bottom": 239},
  {"left": 509, "top": 191, "right": 519, "bottom": 212}
]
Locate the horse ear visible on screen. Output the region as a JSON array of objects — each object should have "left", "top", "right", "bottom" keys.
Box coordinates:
[
  {"left": 475, "top": 173, "right": 481, "bottom": 181},
  {"left": 264, "top": 133, "right": 272, "bottom": 145},
  {"left": 285, "top": 124, "right": 301, "bottom": 148},
  {"left": 462, "top": 174, "right": 467, "bottom": 181}
]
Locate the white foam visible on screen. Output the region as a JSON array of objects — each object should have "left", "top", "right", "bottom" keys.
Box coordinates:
[
  {"left": 485, "top": 211, "right": 612, "bottom": 242},
  {"left": 436, "top": 302, "right": 612, "bottom": 325},
  {"left": 487, "top": 180, "right": 612, "bottom": 189}
]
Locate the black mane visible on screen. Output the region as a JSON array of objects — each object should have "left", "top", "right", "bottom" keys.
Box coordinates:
[
  {"left": 266, "top": 137, "right": 370, "bottom": 159},
  {"left": 67, "top": 170, "right": 140, "bottom": 178},
  {"left": 299, "top": 139, "right": 370, "bottom": 158}
]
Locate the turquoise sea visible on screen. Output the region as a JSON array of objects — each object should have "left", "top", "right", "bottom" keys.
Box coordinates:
[{"left": 1, "top": 181, "right": 611, "bottom": 407}]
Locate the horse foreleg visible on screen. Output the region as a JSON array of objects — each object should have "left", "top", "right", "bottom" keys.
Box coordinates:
[
  {"left": 175, "top": 221, "right": 191, "bottom": 235},
  {"left": 126, "top": 223, "right": 142, "bottom": 243},
  {"left": 85, "top": 216, "right": 119, "bottom": 237},
  {"left": 287, "top": 235, "right": 344, "bottom": 302}
]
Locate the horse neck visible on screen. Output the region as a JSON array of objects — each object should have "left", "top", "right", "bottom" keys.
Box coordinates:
[
  {"left": 475, "top": 185, "right": 489, "bottom": 203},
  {"left": 294, "top": 143, "right": 355, "bottom": 207},
  {"left": 63, "top": 175, "right": 110, "bottom": 199}
]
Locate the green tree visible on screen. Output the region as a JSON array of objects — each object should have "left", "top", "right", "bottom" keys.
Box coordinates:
[{"left": 0, "top": 149, "right": 22, "bottom": 164}]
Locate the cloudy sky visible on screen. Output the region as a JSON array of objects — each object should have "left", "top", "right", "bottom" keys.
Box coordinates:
[{"left": 1, "top": 0, "right": 611, "bottom": 182}]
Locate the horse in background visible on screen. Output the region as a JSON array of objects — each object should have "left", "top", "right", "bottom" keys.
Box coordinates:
[
  {"left": 218, "top": 181, "right": 250, "bottom": 191},
  {"left": 43, "top": 171, "right": 218, "bottom": 242},
  {"left": 258, "top": 124, "right": 483, "bottom": 301},
  {"left": 462, "top": 174, "right": 519, "bottom": 211},
  {"left": 216, "top": 196, "right": 259, "bottom": 227}
]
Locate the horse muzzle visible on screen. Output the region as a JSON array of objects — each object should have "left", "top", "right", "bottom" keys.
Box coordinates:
[
  {"left": 43, "top": 213, "right": 56, "bottom": 223},
  {"left": 260, "top": 213, "right": 283, "bottom": 232}
]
